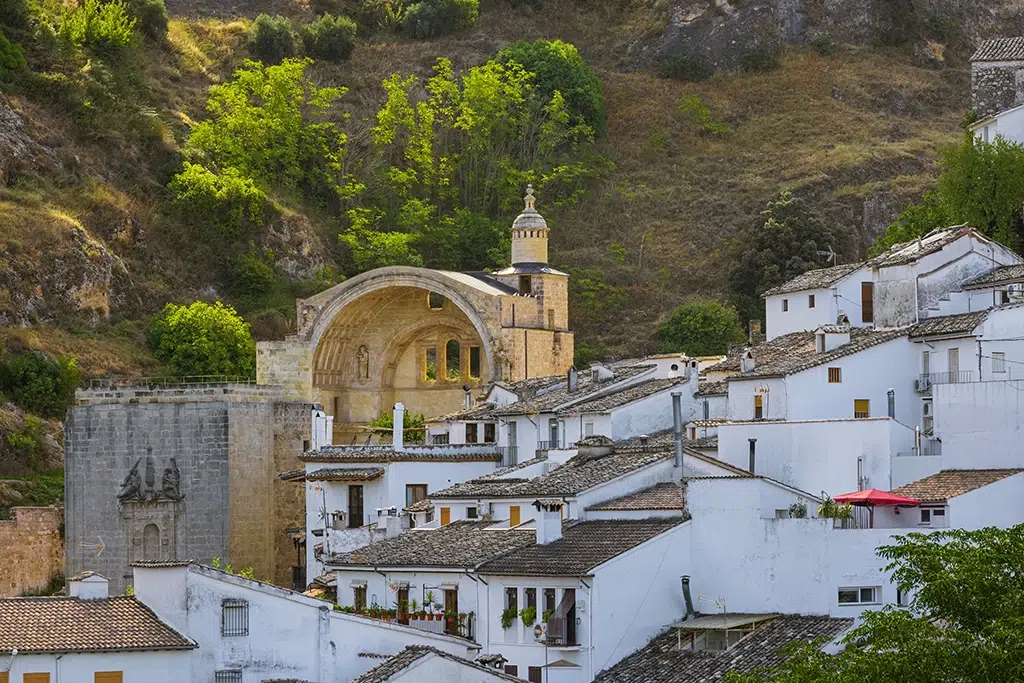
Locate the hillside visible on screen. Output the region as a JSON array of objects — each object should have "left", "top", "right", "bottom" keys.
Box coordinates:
[{"left": 2, "top": 0, "right": 1018, "bottom": 369}]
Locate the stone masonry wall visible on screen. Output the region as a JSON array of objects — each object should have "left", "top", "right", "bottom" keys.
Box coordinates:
[
  {"left": 227, "top": 402, "right": 276, "bottom": 582},
  {"left": 0, "top": 506, "right": 63, "bottom": 595},
  {"left": 273, "top": 403, "right": 313, "bottom": 588},
  {"left": 257, "top": 341, "right": 314, "bottom": 402},
  {"left": 972, "top": 62, "right": 1024, "bottom": 119}
]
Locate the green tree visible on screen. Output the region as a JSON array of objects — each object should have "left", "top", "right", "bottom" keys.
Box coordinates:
[
  {"left": 401, "top": 0, "right": 477, "bottom": 39},
  {"left": 658, "top": 300, "right": 746, "bottom": 356},
  {"left": 0, "top": 29, "right": 26, "bottom": 81},
  {"left": 149, "top": 301, "right": 256, "bottom": 377},
  {"left": 300, "top": 13, "right": 357, "bottom": 62},
  {"left": 247, "top": 14, "right": 299, "bottom": 64},
  {"left": 57, "top": 0, "right": 136, "bottom": 55},
  {"left": 729, "top": 192, "right": 851, "bottom": 326},
  {"left": 495, "top": 39, "right": 607, "bottom": 136},
  {"left": 168, "top": 162, "right": 268, "bottom": 240},
  {"left": 726, "top": 524, "right": 1024, "bottom": 683},
  {"left": 871, "top": 190, "right": 951, "bottom": 256},
  {"left": 368, "top": 409, "right": 426, "bottom": 442},
  {"left": 0, "top": 349, "right": 81, "bottom": 419}
]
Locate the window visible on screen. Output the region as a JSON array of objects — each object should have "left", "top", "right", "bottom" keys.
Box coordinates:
[
  {"left": 505, "top": 587, "right": 518, "bottom": 612},
  {"left": 993, "top": 351, "right": 1006, "bottom": 373},
  {"left": 221, "top": 599, "right": 249, "bottom": 636},
  {"left": 861, "top": 282, "right": 874, "bottom": 323},
  {"left": 584, "top": 422, "right": 594, "bottom": 437},
  {"left": 466, "top": 423, "right": 479, "bottom": 444},
  {"left": 467, "top": 506, "right": 478, "bottom": 519},
  {"left": 1001, "top": 289, "right": 1011, "bottom": 304},
  {"left": 504, "top": 666, "right": 519, "bottom": 677},
  {"left": 922, "top": 350, "right": 930, "bottom": 375},
  {"left": 808, "top": 294, "right": 815, "bottom": 308},
  {"left": 528, "top": 667, "right": 543, "bottom": 683},
  {"left": 23, "top": 676, "right": 49, "bottom": 683},
  {"left": 424, "top": 347, "right": 438, "bottom": 382},
  {"left": 548, "top": 417, "right": 559, "bottom": 445},
  {"left": 215, "top": 672, "right": 242, "bottom": 683},
  {"left": 782, "top": 299, "right": 789, "bottom": 312},
  {"left": 469, "top": 346, "right": 481, "bottom": 379},
  {"left": 948, "top": 347, "right": 959, "bottom": 375},
  {"left": 484, "top": 423, "right": 496, "bottom": 443},
  {"left": 828, "top": 367, "right": 841, "bottom": 383},
  {"left": 354, "top": 586, "right": 366, "bottom": 610},
  {"left": 921, "top": 508, "right": 945, "bottom": 525},
  {"left": 95, "top": 672, "right": 123, "bottom": 683},
  {"left": 854, "top": 399, "right": 870, "bottom": 419},
  {"left": 525, "top": 587, "right": 537, "bottom": 610},
  {"left": 519, "top": 275, "right": 532, "bottom": 294},
  {"left": 445, "top": 340, "right": 461, "bottom": 380},
  {"left": 405, "top": 484, "right": 427, "bottom": 508},
  {"left": 348, "top": 485, "right": 364, "bottom": 528},
  {"left": 838, "top": 587, "right": 879, "bottom": 605},
  {"left": 440, "top": 507, "right": 451, "bottom": 526},
  {"left": 544, "top": 588, "right": 556, "bottom": 615},
  {"left": 547, "top": 309, "right": 556, "bottom": 329},
  {"left": 897, "top": 588, "right": 910, "bottom": 607},
  {"left": 753, "top": 394, "right": 763, "bottom": 420},
  {"left": 428, "top": 292, "right": 445, "bottom": 310},
  {"left": 510, "top": 505, "right": 521, "bottom": 527}
]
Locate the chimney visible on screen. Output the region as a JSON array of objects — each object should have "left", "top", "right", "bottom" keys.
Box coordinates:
[
  {"left": 463, "top": 385, "right": 472, "bottom": 411},
  {"left": 567, "top": 366, "right": 579, "bottom": 393},
  {"left": 681, "top": 576, "right": 695, "bottom": 620},
  {"left": 68, "top": 572, "right": 109, "bottom": 600},
  {"left": 748, "top": 438, "right": 757, "bottom": 474},
  {"left": 887, "top": 389, "right": 895, "bottom": 419},
  {"left": 671, "top": 392, "right": 683, "bottom": 470},
  {"left": 393, "top": 403, "right": 405, "bottom": 451},
  {"left": 740, "top": 350, "right": 755, "bottom": 374},
  {"left": 748, "top": 320, "right": 763, "bottom": 344},
  {"left": 688, "top": 360, "right": 700, "bottom": 394},
  {"left": 532, "top": 499, "right": 564, "bottom": 544}
]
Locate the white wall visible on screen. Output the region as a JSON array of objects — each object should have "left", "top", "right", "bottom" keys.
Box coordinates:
[
  {"left": 934, "top": 380, "right": 1024, "bottom": 469},
  {"left": 727, "top": 377, "right": 787, "bottom": 421},
  {"left": 947, "top": 472, "right": 1024, "bottom": 530},
  {"left": 765, "top": 287, "right": 837, "bottom": 340},
  {"left": 4, "top": 651, "right": 190, "bottom": 683},
  {"left": 973, "top": 105, "right": 1024, "bottom": 144},
  {"left": 385, "top": 653, "right": 518, "bottom": 682}
]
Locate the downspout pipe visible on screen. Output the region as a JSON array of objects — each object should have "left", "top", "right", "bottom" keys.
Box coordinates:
[{"left": 671, "top": 392, "right": 683, "bottom": 470}]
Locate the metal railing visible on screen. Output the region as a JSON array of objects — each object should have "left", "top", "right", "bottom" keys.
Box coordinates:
[
  {"left": 88, "top": 375, "right": 257, "bottom": 388},
  {"left": 923, "top": 371, "right": 975, "bottom": 386},
  {"left": 496, "top": 446, "right": 518, "bottom": 466},
  {"left": 537, "top": 440, "right": 564, "bottom": 451}
]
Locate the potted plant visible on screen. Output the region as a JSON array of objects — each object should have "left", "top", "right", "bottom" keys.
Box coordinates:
[
  {"left": 409, "top": 599, "right": 420, "bottom": 620},
  {"left": 501, "top": 606, "right": 518, "bottom": 630},
  {"left": 424, "top": 591, "right": 436, "bottom": 619},
  {"left": 542, "top": 609, "right": 553, "bottom": 624},
  {"left": 519, "top": 605, "right": 537, "bottom": 626},
  {"left": 433, "top": 602, "right": 444, "bottom": 620},
  {"left": 788, "top": 501, "right": 808, "bottom": 518}
]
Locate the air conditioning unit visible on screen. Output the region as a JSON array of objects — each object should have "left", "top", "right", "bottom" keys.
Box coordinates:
[{"left": 922, "top": 401, "right": 933, "bottom": 417}]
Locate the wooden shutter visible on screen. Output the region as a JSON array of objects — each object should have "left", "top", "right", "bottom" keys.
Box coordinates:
[
  {"left": 24, "top": 674, "right": 50, "bottom": 683},
  {"left": 95, "top": 673, "right": 124, "bottom": 683},
  {"left": 861, "top": 282, "right": 874, "bottom": 323},
  {"left": 854, "top": 399, "right": 870, "bottom": 418},
  {"left": 509, "top": 505, "right": 521, "bottom": 527},
  {"left": 439, "top": 507, "right": 451, "bottom": 526},
  {"left": 0, "top": 672, "right": 8, "bottom": 683}
]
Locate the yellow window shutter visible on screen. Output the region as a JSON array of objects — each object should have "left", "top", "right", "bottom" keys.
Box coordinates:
[
  {"left": 24, "top": 674, "right": 51, "bottom": 683},
  {"left": 510, "top": 505, "right": 521, "bottom": 527},
  {"left": 95, "top": 673, "right": 124, "bottom": 683},
  {"left": 440, "top": 507, "right": 451, "bottom": 526}
]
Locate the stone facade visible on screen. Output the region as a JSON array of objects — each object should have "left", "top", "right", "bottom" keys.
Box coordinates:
[
  {"left": 972, "top": 60, "right": 1024, "bottom": 119},
  {"left": 65, "top": 384, "right": 314, "bottom": 592},
  {"left": 0, "top": 506, "right": 64, "bottom": 596}
]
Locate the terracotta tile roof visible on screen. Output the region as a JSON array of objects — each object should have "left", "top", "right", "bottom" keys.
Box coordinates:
[
  {"left": 557, "top": 377, "right": 687, "bottom": 416},
  {"left": 908, "top": 311, "right": 989, "bottom": 339},
  {"left": 586, "top": 483, "right": 686, "bottom": 511},
  {"left": 301, "top": 446, "right": 501, "bottom": 464},
  {"left": 329, "top": 520, "right": 535, "bottom": 569},
  {"left": 493, "top": 365, "right": 655, "bottom": 416},
  {"left": 0, "top": 596, "right": 196, "bottom": 654},
  {"left": 891, "top": 469, "right": 1023, "bottom": 503},
  {"left": 351, "top": 645, "right": 522, "bottom": 683},
  {"left": 593, "top": 615, "right": 852, "bottom": 683},
  {"left": 695, "top": 380, "right": 727, "bottom": 396},
  {"left": 761, "top": 262, "right": 863, "bottom": 297},
  {"left": 961, "top": 263, "right": 1024, "bottom": 289},
  {"left": 433, "top": 402, "right": 501, "bottom": 421},
  {"left": 478, "top": 518, "right": 685, "bottom": 576},
  {"left": 279, "top": 468, "right": 306, "bottom": 481},
  {"left": 972, "top": 37, "right": 1024, "bottom": 61},
  {"left": 402, "top": 497, "right": 434, "bottom": 513},
  {"left": 306, "top": 467, "right": 385, "bottom": 482}
]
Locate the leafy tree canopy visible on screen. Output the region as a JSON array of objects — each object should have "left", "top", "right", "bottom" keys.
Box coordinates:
[
  {"left": 368, "top": 409, "right": 426, "bottom": 442},
  {"left": 726, "top": 524, "right": 1024, "bottom": 683},
  {"left": 658, "top": 300, "right": 746, "bottom": 356},
  {"left": 149, "top": 301, "right": 256, "bottom": 377},
  {"left": 0, "top": 346, "right": 81, "bottom": 419}
]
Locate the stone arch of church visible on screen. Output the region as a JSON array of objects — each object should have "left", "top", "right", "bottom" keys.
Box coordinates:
[{"left": 378, "top": 317, "right": 482, "bottom": 390}]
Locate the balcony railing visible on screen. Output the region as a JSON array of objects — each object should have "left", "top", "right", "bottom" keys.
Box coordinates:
[
  {"left": 920, "top": 371, "right": 974, "bottom": 388},
  {"left": 496, "top": 446, "right": 518, "bottom": 466},
  {"left": 537, "top": 440, "right": 564, "bottom": 451}
]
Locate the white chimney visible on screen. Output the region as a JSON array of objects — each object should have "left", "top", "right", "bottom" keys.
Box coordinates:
[
  {"left": 393, "top": 403, "right": 405, "bottom": 451},
  {"left": 68, "top": 572, "right": 109, "bottom": 600},
  {"left": 740, "top": 350, "right": 755, "bottom": 373},
  {"left": 532, "top": 499, "right": 564, "bottom": 544},
  {"left": 688, "top": 360, "right": 700, "bottom": 394}
]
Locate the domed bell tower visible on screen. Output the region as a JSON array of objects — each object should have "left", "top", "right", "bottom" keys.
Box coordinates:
[{"left": 511, "top": 184, "right": 550, "bottom": 265}]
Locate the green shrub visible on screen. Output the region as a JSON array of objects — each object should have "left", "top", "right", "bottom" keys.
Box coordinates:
[
  {"left": 367, "top": 409, "right": 425, "bottom": 442},
  {"left": 149, "top": 301, "right": 257, "bottom": 378},
  {"left": 127, "top": 0, "right": 168, "bottom": 41},
  {"left": 401, "top": 0, "right": 477, "bottom": 39},
  {"left": 658, "top": 53, "right": 712, "bottom": 82},
  {"left": 0, "top": 0, "right": 32, "bottom": 30},
  {"left": 301, "top": 13, "right": 356, "bottom": 62},
  {"left": 0, "top": 350, "right": 81, "bottom": 419},
  {"left": 739, "top": 46, "right": 779, "bottom": 73},
  {"left": 0, "top": 29, "right": 26, "bottom": 81},
  {"left": 229, "top": 241, "right": 276, "bottom": 295},
  {"left": 926, "top": 15, "right": 959, "bottom": 44},
  {"left": 657, "top": 300, "right": 746, "bottom": 356},
  {"left": 168, "top": 162, "right": 268, "bottom": 240},
  {"left": 247, "top": 14, "right": 299, "bottom": 64},
  {"left": 678, "top": 95, "right": 729, "bottom": 136},
  {"left": 57, "top": 0, "right": 137, "bottom": 55},
  {"left": 808, "top": 34, "right": 835, "bottom": 57},
  {"left": 495, "top": 39, "right": 607, "bottom": 136},
  {"left": 351, "top": 0, "right": 406, "bottom": 33}
]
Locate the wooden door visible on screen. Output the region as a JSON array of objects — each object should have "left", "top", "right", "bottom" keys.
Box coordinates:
[
  {"left": 348, "top": 485, "right": 363, "bottom": 528},
  {"left": 440, "top": 507, "right": 451, "bottom": 526},
  {"left": 861, "top": 282, "right": 874, "bottom": 323},
  {"left": 510, "top": 505, "right": 521, "bottom": 527},
  {"left": 24, "top": 675, "right": 50, "bottom": 683},
  {"left": 444, "top": 589, "right": 459, "bottom": 635}
]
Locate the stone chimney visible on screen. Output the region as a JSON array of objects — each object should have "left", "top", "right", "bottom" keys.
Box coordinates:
[
  {"left": 393, "top": 402, "right": 405, "bottom": 451},
  {"left": 68, "top": 572, "right": 109, "bottom": 600},
  {"left": 687, "top": 359, "right": 700, "bottom": 394},
  {"left": 567, "top": 366, "right": 579, "bottom": 393},
  {"left": 532, "top": 499, "right": 564, "bottom": 544},
  {"left": 748, "top": 320, "right": 764, "bottom": 344}
]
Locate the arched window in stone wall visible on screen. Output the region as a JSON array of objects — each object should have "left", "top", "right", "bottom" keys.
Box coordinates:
[
  {"left": 143, "top": 523, "right": 161, "bottom": 561},
  {"left": 446, "top": 340, "right": 461, "bottom": 381}
]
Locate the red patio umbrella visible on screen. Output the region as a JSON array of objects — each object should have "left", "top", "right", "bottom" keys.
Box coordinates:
[{"left": 833, "top": 489, "right": 920, "bottom": 528}]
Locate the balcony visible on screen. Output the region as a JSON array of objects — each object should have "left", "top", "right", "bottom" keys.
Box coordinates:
[
  {"left": 918, "top": 371, "right": 974, "bottom": 393},
  {"left": 496, "top": 446, "right": 518, "bottom": 466},
  {"left": 537, "top": 440, "right": 565, "bottom": 452}
]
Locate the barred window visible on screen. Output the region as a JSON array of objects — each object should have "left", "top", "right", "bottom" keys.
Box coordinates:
[
  {"left": 221, "top": 599, "right": 249, "bottom": 637},
  {"left": 215, "top": 671, "right": 242, "bottom": 683}
]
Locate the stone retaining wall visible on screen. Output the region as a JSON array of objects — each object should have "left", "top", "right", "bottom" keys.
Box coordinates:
[{"left": 0, "top": 506, "right": 63, "bottom": 596}]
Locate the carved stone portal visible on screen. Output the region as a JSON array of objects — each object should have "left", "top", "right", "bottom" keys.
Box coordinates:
[{"left": 123, "top": 499, "right": 178, "bottom": 564}]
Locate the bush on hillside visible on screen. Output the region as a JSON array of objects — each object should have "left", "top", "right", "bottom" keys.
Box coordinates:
[
  {"left": 809, "top": 35, "right": 836, "bottom": 57},
  {"left": 495, "top": 39, "right": 606, "bottom": 136},
  {"left": 301, "top": 14, "right": 356, "bottom": 62},
  {"left": 0, "top": 348, "right": 81, "bottom": 420},
  {"left": 350, "top": 0, "right": 406, "bottom": 33},
  {"left": 229, "top": 242, "right": 276, "bottom": 295},
  {"left": 57, "top": 0, "right": 136, "bottom": 55},
  {"left": 657, "top": 300, "right": 746, "bottom": 356},
  {"left": 247, "top": 14, "right": 299, "bottom": 64},
  {"left": 401, "top": 0, "right": 477, "bottom": 39},
  {"left": 168, "top": 162, "right": 268, "bottom": 240},
  {"left": 149, "top": 301, "right": 256, "bottom": 378},
  {"left": 0, "top": 0, "right": 32, "bottom": 30},
  {"left": 678, "top": 95, "right": 729, "bottom": 136},
  {"left": 0, "top": 29, "right": 26, "bottom": 81},
  {"left": 127, "top": 0, "right": 168, "bottom": 41},
  {"left": 739, "top": 46, "right": 779, "bottom": 72},
  {"left": 658, "top": 53, "right": 712, "bottom": 82}
]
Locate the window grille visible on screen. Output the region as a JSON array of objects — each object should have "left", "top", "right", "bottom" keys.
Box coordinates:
[
  {"left": 221, "top": 599, "right": 249, "bottom": 637},
  {"left": 828, "top": 367, "right": 841, "bottom": 383},
  {"left": 214, "top": 671, "right": 242, "bottom": 683}
]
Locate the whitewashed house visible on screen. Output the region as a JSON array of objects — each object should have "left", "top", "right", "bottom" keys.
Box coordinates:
[
  {"left": 970, "top": 103, "right": 1024, "bottom": 144},
  {"left": 352, "top": 646, "right": 525, "bottom": 683},
  {"left": 0, "top": 572, "right": 195, "bottom": 683}
]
